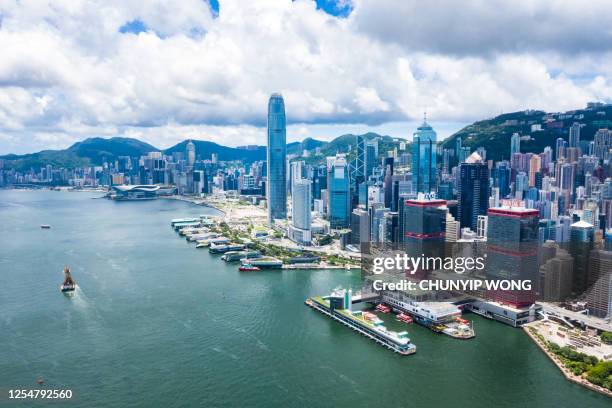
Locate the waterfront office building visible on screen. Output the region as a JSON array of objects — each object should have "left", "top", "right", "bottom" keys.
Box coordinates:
[
  {"left": 539, "top": 247, "right": 574, "bottom": 302},
  {"left": 457, "top": 152, "right": 489, "bottom": 232},
  {"left": 329, "top": 155, "right": 351, "bottom": 229},
  {"left": 267, "top": 93, "right": 287, "bottom": 225},
  {"left": 586, "top": 249, "right": 612, "bottom": 318},
  {"left": 398, "top": 197, "right": 447, "bottom": 272},
  {"left": 412, "top": 119, "right": 437, "bottom": 193},
  {"left": 486, "top": 207, "right": 540, "bottom": 308},
  {"left": 569, "top": 220, "right": 595, "bottom": 295},
  {"left": 289, "top": 178, "right": 312, "bottom": 245}
]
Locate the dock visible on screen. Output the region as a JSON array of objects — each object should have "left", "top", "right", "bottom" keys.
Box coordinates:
[{"left": 305, "top": 294, "right": 416, "bottom": 356}]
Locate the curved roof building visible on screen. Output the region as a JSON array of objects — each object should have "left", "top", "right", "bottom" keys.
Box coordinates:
[{"left": 110, "top": 185, "right": 160, "bottom": 200}]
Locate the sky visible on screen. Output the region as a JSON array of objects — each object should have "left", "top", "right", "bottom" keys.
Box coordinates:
[{"left": 1, "top": 0, "right": 612, "bottom": 154}]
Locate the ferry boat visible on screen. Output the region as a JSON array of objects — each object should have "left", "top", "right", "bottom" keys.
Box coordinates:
[
  {"left": 379, "top": 290, "right": 475, "bottom": 339},
  {"left": 60, "top": 266, "right": 77, "bottom": 295},
  {"left": 396, "top": 313, "right": 414, "bottom": 324},
  {"left": 376, "top": 304, "right": 391, "bottom": 313},
  {"left": 238, "top": 264, "right": 260, "bottom": 272},
  {"left": 442, "top": 322, "right": 474, "bottom": 339}
]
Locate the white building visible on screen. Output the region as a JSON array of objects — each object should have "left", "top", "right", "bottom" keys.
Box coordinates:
[{"left": 289, "top": 178, "right": 312, "bottom": 245}]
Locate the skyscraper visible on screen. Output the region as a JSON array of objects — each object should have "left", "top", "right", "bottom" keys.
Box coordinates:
[
  {"left": 267, "top": 93, "right": 287, "bottom": 225},
  {"left": 510, "top": 133, "right": 521, "bottom": 156},
  {"left": 398, "top": 197, "right": 447, "bottom": 273},
  {"left": 570, "top": 220, "right": 594, "bottom": 295},
  {"left": 186, "top": 139, "right": 196, "bottom": 167},
  {"left": 289, "top": 178, "right": 312, "bottom": 244},
  {"left": 486, "top": 207, "right": 539, "bottom": 307},
  {"left": 365, "top": 140, "right": 378, "bottom": 178},
  {"left": 329, "top": 154, "right": 350, "bottom": 229},
  {"left": 569, "top": 122, "right": 581, "bottom": 148},
  {"left": 412, "top": 118, "right": 437, "bottom": 193},
  {"left": 458, "top": 152, "right": 489, "bottom": 232},
  {"left": 586, "top": 249, "right": 611, "bottom": 318}
]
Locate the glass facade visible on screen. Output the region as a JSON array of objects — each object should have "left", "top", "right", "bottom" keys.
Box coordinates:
[
  {"left": 486, "top": 208, "right": 539, "bottom": 307},
  {"left": 412, "top": 121, "right": 437, "bottom": 193},
  {"left": 267, "top": 93, "right": 287, "bottom": 224},
  {"left": 329, "top": 156, "right": 350, "bottom": 229},
  {"left": 458, "top": 162, "right": 489, "bottom": 231}
]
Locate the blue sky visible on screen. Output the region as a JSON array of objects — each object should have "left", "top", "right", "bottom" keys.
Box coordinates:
[{"left": 0, "top": 0, "right": 611, "bottom": 154}]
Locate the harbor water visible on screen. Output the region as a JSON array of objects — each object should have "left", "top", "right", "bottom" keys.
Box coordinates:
[{"left": 0, "top": 190, "right": 609, "bottom": 407}]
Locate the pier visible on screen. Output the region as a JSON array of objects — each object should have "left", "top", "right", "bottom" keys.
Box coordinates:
[{"left": 305, "top": 293, "right": 416, "bottom": 356}]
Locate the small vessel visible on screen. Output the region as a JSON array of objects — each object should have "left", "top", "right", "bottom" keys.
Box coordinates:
[
  {"left": 376, "top": 303, "right": 391, "bottom": 314},
  {"left": 396, "top": 313, "right": 414, "bottom": 324},
  {"left": 60, "top": 266, "right": 77, "bottom": 295},
  {"left": 40, "top": 225, "right": 51, "bottom": 229},
  {"left": 239, "top": 264, "right": 260, "bottom": 272}
]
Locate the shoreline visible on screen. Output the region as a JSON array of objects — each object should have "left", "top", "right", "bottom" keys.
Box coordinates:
[
  {"left": 523, "top": 325, "right": 612, "bottom": 398},
  {"left": 160, "top": 195, "right": 227, "bottom": 215}
]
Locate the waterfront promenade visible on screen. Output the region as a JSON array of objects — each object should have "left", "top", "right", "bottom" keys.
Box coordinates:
[{"left": 524, "top": 322, "right": 612, "bottom": 398}]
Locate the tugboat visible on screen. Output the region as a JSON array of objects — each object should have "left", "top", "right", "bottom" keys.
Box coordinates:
[
  {"left": 60, "top": 266, "right": 77, "bottom": 295},
  {"left": 238, "top": 264, "right": 260, "bottom": 272}
]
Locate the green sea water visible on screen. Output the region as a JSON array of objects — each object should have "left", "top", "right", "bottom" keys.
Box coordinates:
[{"left": 0, "top": 190, "right": 609, "bottom": 408}]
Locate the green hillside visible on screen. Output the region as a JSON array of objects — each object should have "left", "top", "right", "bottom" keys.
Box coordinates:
[{"left": 442, "top": 104, "right": 612, "bottom": 161}]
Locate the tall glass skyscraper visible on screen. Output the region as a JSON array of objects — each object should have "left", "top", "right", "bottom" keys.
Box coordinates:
[
  {"left": 329, "top": 155, "right": 350, "bottom": 229},
  {"left": 412, "top": 119, "right": 437, "bottom": 193},
  {"left": 458, "top": 152, "right": 489, "bottom": 232},
  {"left": 267, "top": 93, "right": 287, "bottom": 225}
]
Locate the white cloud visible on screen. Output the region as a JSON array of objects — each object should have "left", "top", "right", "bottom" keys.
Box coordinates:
[{"left": 0, "top": 0, "right": 610, "bottom": 154}]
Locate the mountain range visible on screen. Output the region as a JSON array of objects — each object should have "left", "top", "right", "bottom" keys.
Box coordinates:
[
  {"left": 0, "top": 132, "right": 401, "bottom": 171},
  {"left": 2, "top": 103, "right": 610, "bottom": 170}
]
